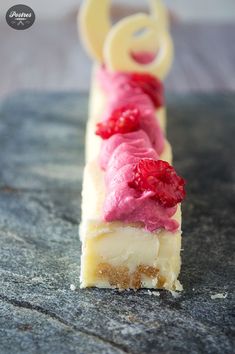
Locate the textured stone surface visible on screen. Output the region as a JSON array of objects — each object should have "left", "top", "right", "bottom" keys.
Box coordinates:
[{"left": 0, "top": 92, "right": 234, "bottom": 354}]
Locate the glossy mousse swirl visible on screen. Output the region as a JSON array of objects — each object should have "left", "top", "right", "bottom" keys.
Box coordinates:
[{"left": 96, "top": 66, "right": 180, "bottom": 232}]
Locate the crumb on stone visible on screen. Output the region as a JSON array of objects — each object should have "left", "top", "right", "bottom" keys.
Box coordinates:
[
  {"left": 169, "top": 290, "right": 181, "bottom": 298},
  {"left": 147, "top": 290, "right": 160, "bottom": 296},
  {"left": 211, "top": 292, "right": 228, "bottom": 300},
  {"left": 152, "top": 291, "right": 160, "bottom": 297},
  {"left": 70, "top": 284, "right": 76, "bottom": 291}
]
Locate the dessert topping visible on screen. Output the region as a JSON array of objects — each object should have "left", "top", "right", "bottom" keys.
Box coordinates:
[
  {"left": 129, "top": 158, "right": 186, "bottom": 208},
  {"left": 96, "top": 105, "right": 140, "bottom": 139},
  {"left": 127, "top": 72, "right": 164, "bottom": 108}
]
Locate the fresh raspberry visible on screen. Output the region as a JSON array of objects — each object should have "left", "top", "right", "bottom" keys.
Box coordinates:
[
  {"left": 129, "top": 158, "right": 186, "bottom": 208},
  {"left": 127, "top": 73, "right": 164, "bottom": 108},
  {"left": 96, "top": 105, "right": 140, "bottom": 139}
]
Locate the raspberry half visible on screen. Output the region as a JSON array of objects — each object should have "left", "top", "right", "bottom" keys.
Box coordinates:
[
  {"left": 128, "top": 73, "right": 164, "bottom": 108},
  {"left": 129, "top": 158, "right": 186, "bottom": 208},
  {"left": 96, "top": 105, "right": 140, "bottom": 139}
]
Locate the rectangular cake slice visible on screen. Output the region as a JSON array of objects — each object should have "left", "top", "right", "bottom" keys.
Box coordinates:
[
  {"left": 78, "top": 0, "right": 186, "bottom": 291},
  {"left": 80, "top": 159, "right": 182, "bottom": 291}
]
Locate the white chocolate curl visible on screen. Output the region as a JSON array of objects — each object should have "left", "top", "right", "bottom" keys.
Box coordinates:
[
  {"left": 149, "top": 0, "right": 169, "bottom": 30},
  {"left": 79, "top": 0, "right": 111, "bottom": 62},
  {"left": 79, "top": 0, "right": 173, "bottom": 79},
  {"left": 104, "top": 14, "right": 173, "bottom": 80}
]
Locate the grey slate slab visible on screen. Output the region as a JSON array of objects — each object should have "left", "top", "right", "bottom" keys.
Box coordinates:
[{"left": 0, "top": 92, "right": 234, "bottom": 354}]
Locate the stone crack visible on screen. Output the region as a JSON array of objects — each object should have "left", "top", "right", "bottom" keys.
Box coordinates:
[{"left": 0, "top": 294, "right": 132, "bottom": 354}]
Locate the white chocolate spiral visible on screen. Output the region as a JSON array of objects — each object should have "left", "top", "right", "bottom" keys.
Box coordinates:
[
  {"left": 79, "top": 0, "right": 173, "bottom": 78},
  {"left": 104, "top": 14, "right": 173, "bottom": 79}
]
